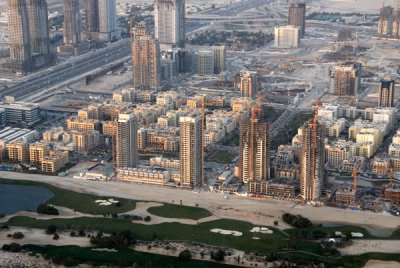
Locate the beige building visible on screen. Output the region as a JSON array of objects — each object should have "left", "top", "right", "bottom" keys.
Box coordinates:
[
  {"left": 41, "top": 151, "right": 69, "bottom": 173},
  {"left": 116, "top": 113, "right": 138, "bottom": 169},
  {"left": 239, "top": 71, "right": 259, "bottom": 98},
  {"left": 29, "top": 142, "right": 50, "bottom": 163},
  {"left": 274, "top": 25, "right": 300, "bottom": 48},
  {"left": 66, "top": 117, "right": 100, "bottom": 132},
  {"left": 71, "top": 130, "right": 100, "bottom": 155},
  {"left": 102, "top": 121, "right": 117, "bottom": 136},
  {"left": 180, "top": 114, "right": 203, "bottom": 187},
  {"left": 7, "top": 141, "right": 29, "bottom": 162},
  {"left": 150, "top": 156, "right": 180, "bottom": 169},
  {"left": 117, "top": 167, "right": 170, "bottom": 185}
]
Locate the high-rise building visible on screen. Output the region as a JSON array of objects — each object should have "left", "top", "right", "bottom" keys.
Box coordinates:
[
  {"left": 299, "top": 119, "right": 325, "bottom": 201},
  {"left": 329, "top": 63, "right": 362, "bottom": 97},
  {"left": 393, "top": 9, "right": 400, "bottom": 39},
  {"left": 191, "top": 50, "right": 214, "bottom": 75},
  {"left": 63, "top": 0, "right": 81, "bottom": 45},
  {"left": 378, "top": 6, "right": 394, "bottom": 38},
  {"left": 378, "top": 76, "right": 395, "bottom": 108},
  {"left": 98, "top": 0, "right": 116, "bottom": 33},
  {"left": 27, "top": 0, "right": 52, "bottom": 68},
  {"left": 132, "top": 22, "right": 161, "bottom": 89},
  {"left": 288, "top": 2, "right": 306, "bottom": 37},
  {"left": 84, "top": 0, "right": 99, "bottom": 32},
  {"left": 239, "top": 71, "right": 259, "bottom": 98},
  {"left": 239, "top": 115, "right": 270, "bottom": 184},
  {"left": 7, "top": 0, "right": 32, "bottom": 73},
  {"left": 274, "top": 25, "right": 300, "bottom": 48},
  {"left": 154, "top": 0, "right": 185, "bottom": 48},
  {"left": 115, "top": 113, "right": 138, "bottom": 169},
  {"left": 179, "top": 114, "right": 203, "bottom": 188}
]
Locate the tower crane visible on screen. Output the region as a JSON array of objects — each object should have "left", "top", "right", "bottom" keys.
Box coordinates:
[{"left": 352, "top": 160, "right": 363, "bottom": 191}]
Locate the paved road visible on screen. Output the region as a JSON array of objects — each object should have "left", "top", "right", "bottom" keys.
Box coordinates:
[{"left": 1, "top": 39, "right": 131, "bottom": 100}]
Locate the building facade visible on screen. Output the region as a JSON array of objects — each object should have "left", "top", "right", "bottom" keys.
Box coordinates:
[
  {"left": 115, "top": 113, "right": 138, "bottom": 169},
  {"left": 239, "top": 71, "right": 259, "bottom": 98},
  {"left": 274, "top": 25, "right": 300, "bottom": 48},
  {"left": 299, "top": 119, "right": 325, "bottom": 201},
  {"left": 288, "top": 2, "right": 306, "bottom": 37},
  {"left": 179, "top": 114, "right": 203, "bottom": 187},
  {"left": 154, "top": 0, "right": 185, "bottom": 47},
  {"left": 329, "top": 63, "right": 361, "bottom": 97},
  {"left": 378, "top": 76, "right": 395, "bottom": 108}
]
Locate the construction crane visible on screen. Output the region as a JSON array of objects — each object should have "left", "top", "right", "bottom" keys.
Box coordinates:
[
  {"left": 352, "top": 160, "right": 363, "bottom": 191},
  {"left": 376, "top": 165, "right": 400, "bottom": 186}
]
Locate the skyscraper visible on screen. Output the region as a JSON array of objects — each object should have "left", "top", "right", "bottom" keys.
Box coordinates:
[
  {"left": 8, "top": 0, "right": 33, "bottom": 73},
  {"left": 115, "top": 113, "right": 138, "bottom": 169},
  {"left": 378, "top": 76, "right": 395, "bottom": 108},
  {"left": 378, "top": 6, "right": 394, "bottom": 38},
  {"left": 63, "top": 0, "right": 81, "bottom": 45},
  {"left": 393, "top": 8, "right": 400, "bottom": 39},
  {"left": 179, "top": 114, "right": 203, "bottom": 188},
  {"left": 288, "top": 2, "right": 306, "bottom": 37},
  {"left": 98, "top": 0, "right": 116, "bottom": 34},
  {"left": 154, "top": 0, "right": 185, "bottom": 47},
  {"left": 132, "top": 22, "right": 161, "bottom": 89},
  {"left": 239, "top": 71, "right": 259, "bottom": 98},
  {"left": 27, "top": 0, "right": 52, "bottom": 68},
  {"left": 84, "top": 0, "right": 99, "bottom": 33},
  {"left": 299, "top": 119, "right": 325, "bottom": 201},
  {"left": 329, "top": 63, "right": 362, "bottom": 97},
  {"left": 239, "top": 114, "right": 270, "bottom": 183}
]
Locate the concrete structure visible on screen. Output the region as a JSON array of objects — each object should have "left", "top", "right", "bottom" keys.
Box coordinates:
[
  {"left": 27, "top": 0, "right": 52, "bottom": 69},
  {"left": 239, "top": 118, "right": 270, "bottom": 183},
  {"left": 132, "top": 22, "right": 161, "bottom": 89},
  {"left": 378, "top": 76, "right": 395, "bottom": 108},
  {"left": 0, "top": 99, "right": 40, "bottom": 126},
  {"left": 274, "top": 25, "right": 300, "bottom": 48},
  {"left": 329, "top": 63, "right": 361, "bottom": 97},
  {"left": 41, "top": 151, "right": 69, "bottom": 173},
  {"left": 6, "top": 0, "right": 32, "bottom": 74},
  {"left": 61, "top": 0, "right": 89, "bottom": 55},
  {"left": 117, "top": 167, "right": 170, "bottom": 185},
  {"left": 239, "top": 71, "right": 259, "bottom": 98},
  {"left": 6, "top": 141, "right": 29, "bottom": 162},
  {"left": 179, "top": 114, "right": 203, "bottom": 188},
  {"left": 248, "top": 180, "right": 295, "bottom": 198},
  {"left": 299, "top": 119, "right": 325, "bottom": 201},
  {"left": 288, "top": 2, "right": 306, "bottom": 37},
  {"left": 116, "top": 113, "right": 138, "bottom": 169},
  {"left": 29, "top": 141, "right": 50, "bottom": 163},
  {"left": 378, "top": 5, "right": 394, "bottom": 38},
  {"left": 191, "top": 50, "right": 214, "bottom": 75},
  {"left": 154, "top": 0, "right": 185, "bottom": 47}
]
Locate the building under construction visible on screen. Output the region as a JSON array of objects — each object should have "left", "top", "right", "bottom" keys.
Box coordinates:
[
  {"left": 299, "top": 118, "right": 325, "bottom": 201},
  {"left": 384, "top": 184, "right": 400, "bottom": 203},
  {"left": 239, "top": 108, "right": 270, "bottom": 184},
  {"left": 329, "top": 63, "right": 362, "bottom": 97},
  {"left": 378, "top": 5, "right": 394, "bottom": 38},
  {"left": 335, "top": 184, "right": 357, "bottom": 207}
]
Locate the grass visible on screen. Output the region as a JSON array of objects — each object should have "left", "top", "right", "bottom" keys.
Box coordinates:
[
  {"left": 206, "top": 150, "right": 236, "bottom": 164},
  {"left": 285, "top": 225, "right": 376, "bottom": 240},
  {"left": 6, "top": 216, "right": 321, "bottom": 254},
  {"left": 23, "top": 245, "right": 234, "bottom": 268},
  {"left": 0, "top": 179, "right": 136, "bottom": 215},
  {"left": 147, "top": 203, "right": 213, "bottom": 220}
]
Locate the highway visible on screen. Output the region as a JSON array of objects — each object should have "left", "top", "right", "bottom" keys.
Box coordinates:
[{"left": 1, "top": 39, "right": 131, "bottom": 100}]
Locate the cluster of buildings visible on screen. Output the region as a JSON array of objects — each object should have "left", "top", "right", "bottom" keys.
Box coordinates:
[{"left": 378, "top": 5, "right": 400, "bottom": 38}]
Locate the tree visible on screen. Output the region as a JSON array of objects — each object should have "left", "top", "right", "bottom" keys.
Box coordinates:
[
  {"left": 12, "top": 232, "right": 24, "bottom": 239},
  {"left": 46, "top": 225, "right": 58, "bottom": 234},
  {"left": 53, "top": 233, "right": 60, "bottom": 240},
  {"left": 178, "top": 249, "right": 192, "bottom": 260},
  {"left": 211, "top": 249, "right": 226, "bottom": 261},
  {"left": 37, "top": 204, "right": 59, "bottom": 215}
]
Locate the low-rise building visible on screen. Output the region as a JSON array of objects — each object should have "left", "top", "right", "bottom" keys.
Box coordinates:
[
  {"left": 29, "top": 142, "right": 50, "bottom": 163},
  {"left": 41, "top": 151, "right": 69, "bottom": 174},
  {"left": 117, "top": 168, "right": 171, "bottom": 185},
  {"left": 149, "top": 156, "right": 180, "bottom": 169},
  {"left": 6, "top": 141, "right": 29, "bottom": 162},
  {"left": 66, "top": 117, "right": 101, "bottom": 132},
  {"left": 248, "top": 180, "right": 296, "bottom": 198}
]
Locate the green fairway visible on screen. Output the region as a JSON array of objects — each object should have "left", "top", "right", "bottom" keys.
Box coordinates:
[
  {"left": 6, "top": 216, "right": 320, "bottom": 254},
  {"left": 0, "top": 179, "right": 136, "bottom": 215},
  {"left": 285, "top": 225, "right": 375, "bottom": 240},
  {"left": 23, "top": 245, "right": 235, "bottom": 267},
  {"left": 147, "top": 203, "right": 212, "bottom": 220}
]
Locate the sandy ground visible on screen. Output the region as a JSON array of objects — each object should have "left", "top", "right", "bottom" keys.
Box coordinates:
[
  {"left": 339, "top": 240, "right": 400, "bottom": 256},
  {"left": 364, "top": 260, "right": 400, "bottom": 268},
  {"left": 0, "top": 227, "right": 91, "bottom": 247},
  {"left": 0, "top": 251, "right": 53, "bottom": 268},
  {"left": 1, "top": 172, "right": 399, "bottom": 235}
]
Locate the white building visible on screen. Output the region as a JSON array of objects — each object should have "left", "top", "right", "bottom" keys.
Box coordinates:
[{"left": 274, "top": 25, "right": 300, "bottom": 48}]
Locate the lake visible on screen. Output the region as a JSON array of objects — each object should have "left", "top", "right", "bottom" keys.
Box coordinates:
[{"left": 0, "top": 184, "right": 54, "bottom": 214}]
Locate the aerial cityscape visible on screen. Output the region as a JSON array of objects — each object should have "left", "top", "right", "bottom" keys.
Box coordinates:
[{"left": 0, "top": 0, "right": 400, "bottom": 267}]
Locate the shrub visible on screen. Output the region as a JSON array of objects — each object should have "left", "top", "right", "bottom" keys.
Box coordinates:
[
  {"left": 70, "top": 231, "right": 76, "bottom": 237},
  {"left": 53, "top": 233, "right": 60, "bottom": 240},
  {"left": 46, "top": 225, "right": 58, "bottom": 234},
  {"left": 90, "top": 230, "right": 136, "bottom": 248},
  {"left": 210, "top": 249, "right": 226, "bottom": 262},
  {"left": 37, "top": 204, "right": 59, "bottom": 215},
  {"left": 178, "top": 249, "right": 192, "bottom": 260},
  {"left": 144, "top": 216, "right": 151, "bottom": 222},
  {"left": 274, "top": 221, "right": 278, "bottom": 226},
  {"left": 2, "top": 243, "right": 22, "bottom": 252},
  {"left": 282, "top": 213, "right": 312, "bottom": 228},
  {"left": 12, "top": 232, "right": 24, "bottom": 239}
]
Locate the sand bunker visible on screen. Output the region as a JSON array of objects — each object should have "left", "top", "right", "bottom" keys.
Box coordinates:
[
  {"left": 108, "top": 198, "right": 119, "bottom": 203},
  {"left": 95, "top": 200, "right": 107, "bottom": 203},
  {"left": 250, "top": 227, "right": 273, "bottom": 234},
  {"left": 351, "top": 232, "right": 364, "bottom": 238},
  {"left": 210, "top": 228, "right": 243, "bottom": 236},
  {"left": 99, "top": 202, "right": 112, "bottom": 206},
  {"left": 252, "top": 237, "right": 261, "bottom": 240},
  {"left": 95, "top": 199, "right": 119, "bottom": 206}
]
